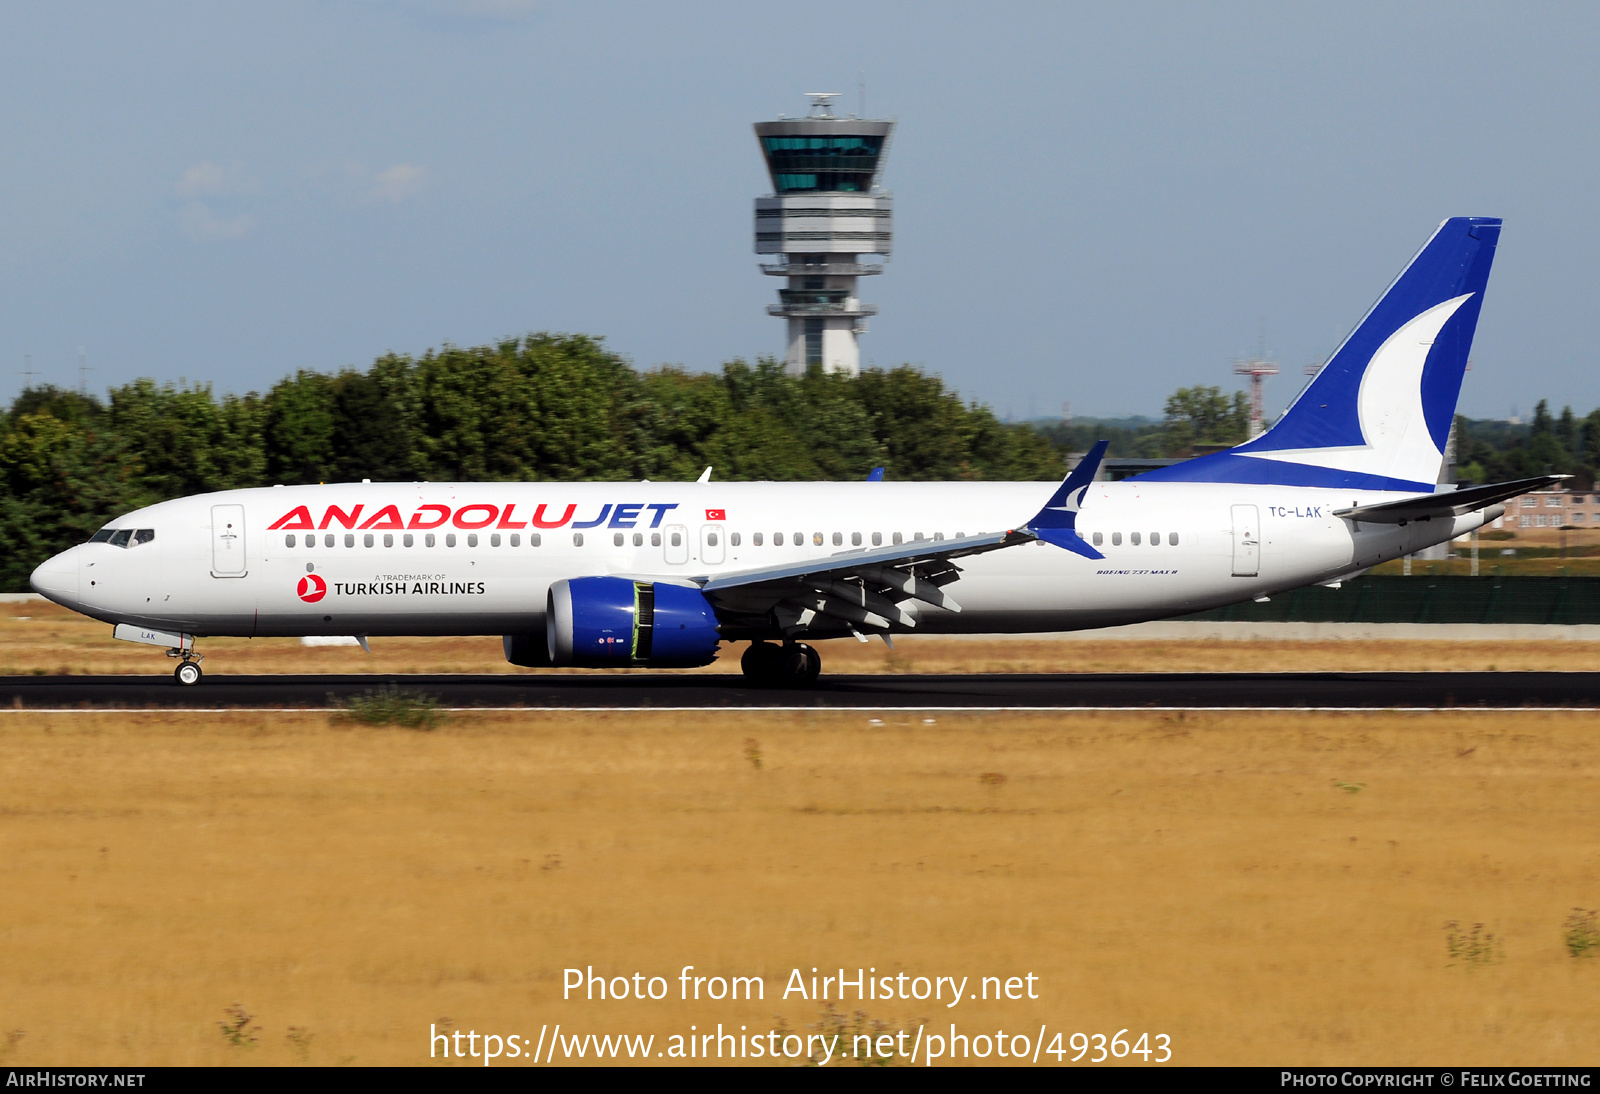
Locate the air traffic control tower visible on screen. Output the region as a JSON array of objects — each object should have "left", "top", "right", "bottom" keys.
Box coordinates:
[{"left": 755, "top": 94, "right": 893, "bottom": 376}]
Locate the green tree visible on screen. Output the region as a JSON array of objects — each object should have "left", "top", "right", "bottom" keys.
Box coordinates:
[{"left": 1162, "top": 386, "right": 1251, "bottom": 455}]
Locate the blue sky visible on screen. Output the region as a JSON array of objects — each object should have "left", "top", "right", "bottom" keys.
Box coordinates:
[{"left": 1, "top": 1, "right": 1595, "bottom": 420}]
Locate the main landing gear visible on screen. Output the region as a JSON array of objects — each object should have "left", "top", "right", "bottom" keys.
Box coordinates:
[
  {"left": 741, "top": 641, "right": 821, "bottom": 687},
  {"left": 168, "top": 649, "right": 204, "bottom": 686}
]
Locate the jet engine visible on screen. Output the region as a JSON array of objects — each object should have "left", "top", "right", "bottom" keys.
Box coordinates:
[{"left": 546, "top": 576, "right": 721, "bottom": 667}]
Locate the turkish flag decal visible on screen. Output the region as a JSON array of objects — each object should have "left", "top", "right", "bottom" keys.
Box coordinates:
[{"left": 705, "top": 509, "right": 726, "bottom": 521}]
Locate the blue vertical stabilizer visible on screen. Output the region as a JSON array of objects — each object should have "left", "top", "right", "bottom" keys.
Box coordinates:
[{"left": 1136, "top": 217, "right": 1502, "bottom": 491}]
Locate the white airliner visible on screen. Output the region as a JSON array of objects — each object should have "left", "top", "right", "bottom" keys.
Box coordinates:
[{"left": 31, "top": 217, "right": 1554, "bottom": 685}]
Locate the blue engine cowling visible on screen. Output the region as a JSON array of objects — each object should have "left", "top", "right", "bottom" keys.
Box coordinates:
[{"left": 546, "top": 576, "right": 721, "bottom": 667}]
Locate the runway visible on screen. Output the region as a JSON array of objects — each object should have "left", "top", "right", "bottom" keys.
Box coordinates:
[{"left": 2, "top": 671, "right": 1600, "bottom": 710}]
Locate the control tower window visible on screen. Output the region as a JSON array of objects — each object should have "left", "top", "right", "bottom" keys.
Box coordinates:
[
  {"left": 804, "top": 318, "right": 823, "bottom": 366},
  {"left": 761, "top": 135, "right": 884, "bottom": 193}
]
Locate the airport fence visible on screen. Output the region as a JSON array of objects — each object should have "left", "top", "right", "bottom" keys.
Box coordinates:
[{"left": 1185, "top": 576, "right": 1600, "bottom": 625}]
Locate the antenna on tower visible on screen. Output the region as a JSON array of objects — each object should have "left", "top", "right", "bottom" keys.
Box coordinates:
[
  {"left": 77, "top": 347, "right": 91, "bottom": 396},
  {"left": 20, "top": 354, "right": 36, "bottom": 391},
  {"left": 1232, "top": 325, "right": 1279, "bottom": 439},
  {"left": 858, "top": 73, "right": 865, "bottom": 119},
  {"left": 805, "top": 92, "right": 840, "bottom": 118}
]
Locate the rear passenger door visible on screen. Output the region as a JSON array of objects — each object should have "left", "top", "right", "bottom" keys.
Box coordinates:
[{"left": 1231, "top": 504, "right": 1260, "bottom": 577}]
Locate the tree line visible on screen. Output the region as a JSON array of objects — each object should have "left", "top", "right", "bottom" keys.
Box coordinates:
[
  {"left": 3, "top": 332, "right": 1591, "bottom": 593},
  {"left": 0, "top": 334, "right": 1062, "bottom": 590}
]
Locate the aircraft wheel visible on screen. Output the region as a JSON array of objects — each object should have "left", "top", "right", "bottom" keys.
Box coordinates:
[
  {"left": 741, "top": 642, "right": 784, "bottom": 685},
  {"left": 780, "top": 643, "right": 820, "bottom": 687},
  {"left": 174, "top": 661, "right": 202, "bottom": 686},
  {"left": 799, "top": 643, "right": 821, "bottom": 683}
]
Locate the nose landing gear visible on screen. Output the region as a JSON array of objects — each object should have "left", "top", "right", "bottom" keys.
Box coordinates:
[
  {"left": 740, "top": 641, "right": 821, "bottom": 687},
  {"left": 168, "top": 649, "right": 205, "bottom": 686}
]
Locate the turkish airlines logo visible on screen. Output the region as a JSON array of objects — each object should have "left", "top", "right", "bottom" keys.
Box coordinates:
[{"left": 297, "top": 574, "right": 327, "bottom": 603}]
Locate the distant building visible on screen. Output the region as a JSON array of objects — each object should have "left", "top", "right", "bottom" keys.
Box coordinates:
[
  {"left": 753, "top": 94, "right": 893, "bottom": 376},
  {"left": 1491, "top": 489, "right": 1596, "bottom": 530}
]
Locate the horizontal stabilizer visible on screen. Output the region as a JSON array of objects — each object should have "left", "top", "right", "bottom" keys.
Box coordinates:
[{"left": 1333, "top": 475, "right": 1567, "bottom": 524}]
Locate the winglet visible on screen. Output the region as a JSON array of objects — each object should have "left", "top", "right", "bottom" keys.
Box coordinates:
[
  {"left": 866, "top": 466, "right": 884, "bottom": 482},
  {"left": 1025, "top": 440, "right": 1108, "bottom": 559}
]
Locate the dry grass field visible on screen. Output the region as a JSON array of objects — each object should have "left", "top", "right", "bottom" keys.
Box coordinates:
[
  {"left": 1, "top": 706, "right": 1597, "bottom": 1066},
  {"left": 2, "top": 599, "right": 1597, "bottom": 677}
]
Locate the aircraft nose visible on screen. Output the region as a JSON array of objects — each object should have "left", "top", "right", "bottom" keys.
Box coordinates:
[{"left": 30, "top": 548, "right": 80, "bottom": 607}]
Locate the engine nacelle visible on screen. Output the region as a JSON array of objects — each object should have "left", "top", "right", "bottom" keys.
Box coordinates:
[{"left": 546, "top": 576, "right": 721, "bottom": 667}]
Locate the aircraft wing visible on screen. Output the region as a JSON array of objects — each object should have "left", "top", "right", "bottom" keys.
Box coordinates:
[
  {"left": 687, "top": 443, "right": 1109, "bottom": 639},
  {"left": 1332, "top": 474, "right": 1567, "bottom": 524}
]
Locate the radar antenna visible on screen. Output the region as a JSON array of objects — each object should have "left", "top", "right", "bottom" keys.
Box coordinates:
[{"left": 805, "top": 93, "right": 840, "bottom": 117}]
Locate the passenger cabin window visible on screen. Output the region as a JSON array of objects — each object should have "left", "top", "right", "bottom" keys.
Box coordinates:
[
  {"left": 530, "top": 533, "right": 541, "bottom": 547},
  {"left": 384, "top": 534, "right": 394, "bottom": 547},
  {"left": 364, "top": 534, "right": 374, "bottom": 547},
  {"left": 1092, "top": 532, "right": 1104, "bottom": 546},
  {"left": 1112, "top": 532, "right": 1122, "bottom": 546},
  {"left": 1130, "top": 532, "right": 1141, "bottom": 545},
  {"left": 467, "top": 534, "right": 478, "bottom": 547},
  {"left": 670, "top": 531, "right": 681, "bottom": 547},
  {"left": 1149, "top": 531, "right": 1159, "bottom": 544},
  {"left": 614, "top": 533, "right": 625, "bottom": 546},
  {"left": 573, "top": 533, "right": 585, "bottom": 547},
  {"left": 649, "top": 532, "right": 659, "bottom": 547},
  {"left": 1167, "top": 532, "right": 1179, "bottom": 545},
  {"left": 426, "top": 534, "right": 437, "bottom": 547},
  {"left": 832, "top": 532, "right": 842, "bottom": 546},
  {"left": 446, "top": 534, "right": 458, "bottom": 548},
  {"left": 490, "top": 533, "right": 501, "bottom": 547},
  {"left": 871, "top": 532, "right": 882, "bottom": 546},
  {"left": 892, "top": 532, "right": 903, "bottom": 545},
  {"left": 708, "top": 531, "right": 719, "bottom": 546},
  {"left": 344, "top": 534, "right": 355, "bottom": 548},
  {"left": 510, "top": 534, "right": 520, "bottom": 546},
  {"left": 404, "top": 533, "right": 414, "bottom": 547},
  {"left": 773, "top": 532, "right": 784, "bottom": 546},
  {"left": 851, "top": 532, "right": 861, "bottom": 546},
  {"left": 633, "top": 533, "right": 644, "bottom": 546},
  {"left": 754, "top": 532, "right": 764, "bottom": 546},
  {"left": 731, "top": 532, "right": 741, "bottom": 547}
]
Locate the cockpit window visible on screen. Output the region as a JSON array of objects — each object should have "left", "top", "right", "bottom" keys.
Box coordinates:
[
  {"left": 89, "top": 528, "right": 115, "bottom": 543},
  {"left": 132, "top": 529, "right": 155, "bottom": 545},
  {"left": 108, "top": 530, "right": 133, "bottom": 548}
]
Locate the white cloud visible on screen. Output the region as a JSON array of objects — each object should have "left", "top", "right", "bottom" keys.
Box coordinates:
[
  {"left": 179, "top": 202, "right": 255, "bottom": 241},
  {"left": 176, "top": 161, "right": 258, "bottom": 198},
  {"left": 370, "top": 163, "right": 427, "bottom": 203}
]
